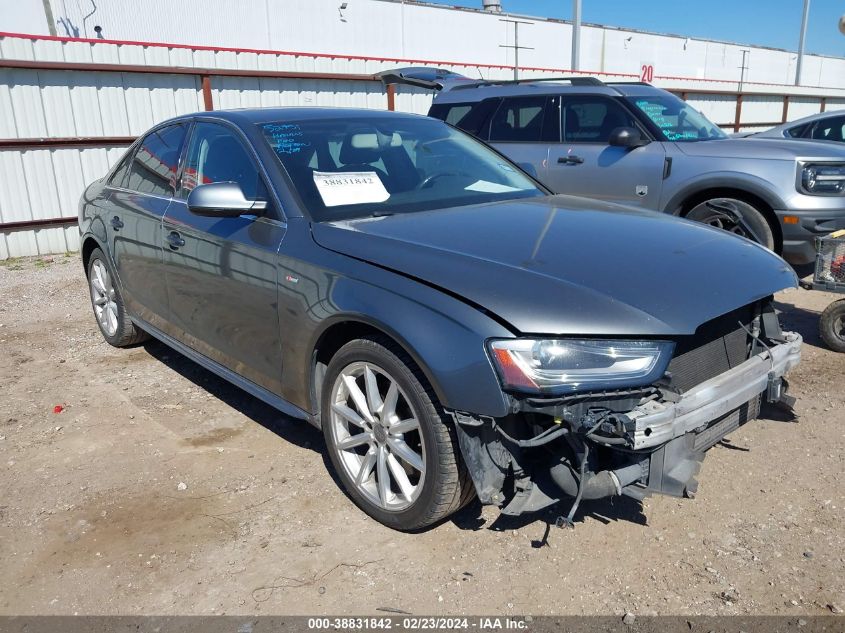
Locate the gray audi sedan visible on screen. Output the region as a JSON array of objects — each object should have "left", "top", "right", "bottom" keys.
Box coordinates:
[{"left": 79, "top": 108, "right": 801, "bottom": 530}]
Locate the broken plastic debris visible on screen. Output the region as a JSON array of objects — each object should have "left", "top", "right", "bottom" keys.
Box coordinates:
[{"left": 52, "top": 405, "right": 64, "bottom": 414}]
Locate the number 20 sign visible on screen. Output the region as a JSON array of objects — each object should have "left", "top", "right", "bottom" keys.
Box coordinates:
[{"left": 640, "top": 64, "right": 655, "bottom": 82}]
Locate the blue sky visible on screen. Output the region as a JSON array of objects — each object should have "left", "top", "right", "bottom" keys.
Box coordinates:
[{"left": 424, "top": 0, "right": 845, "bottom": 58}]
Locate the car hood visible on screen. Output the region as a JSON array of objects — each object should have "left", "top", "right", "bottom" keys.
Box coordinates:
[
  {"left": 311, "top": 196, "right": 798, "bottom": 336},
  {"left": 676, "top": 137, "right": 845, "bottom": 160}
]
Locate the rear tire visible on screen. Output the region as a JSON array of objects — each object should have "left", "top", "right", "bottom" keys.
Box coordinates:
[
  {"left": 820, "top": 299, "right": 845, "bottom": 353},
  {"left": 685, "top": 197, "right": 775, "bottom": 252},
  {"left": 321, "top": 336, "right": 473, "bottom": 530},
  {"left": 86, "top": 248, "right": 149, "bottom": 347}
]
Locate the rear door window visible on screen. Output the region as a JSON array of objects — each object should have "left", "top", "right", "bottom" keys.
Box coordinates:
[
  {"left": 489, "top": 97, "right": 547, "bottom": 142},
  {"left": 124, "top": 124, "right": 187, "bottom": 197},
  {"left": 562, "top": 96, "right": 637, "bottom": 143}
]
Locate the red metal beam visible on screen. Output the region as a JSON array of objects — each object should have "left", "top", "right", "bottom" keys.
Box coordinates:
[
  {"left": 0, "top": 136, "right": 135, "bottom": 150},
  {"left": 201, "top": 75, "right": 214, "bottom": 111},
  {"left": 386, "top": 84, "right": 396, "bottom": 111},
  {"left": 0, "top": 58, "right": 377, "bottom": 82},
  {"left": 0, "top": 217, "right": 76, "bottom": 231}
]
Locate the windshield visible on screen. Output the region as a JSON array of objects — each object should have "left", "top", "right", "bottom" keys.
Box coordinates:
[
  {"left": 259, "top": 116, "right": 544, "bottom": 221},
  {"left": 627, "top": 95, "right": 727, "bottom": 142}
]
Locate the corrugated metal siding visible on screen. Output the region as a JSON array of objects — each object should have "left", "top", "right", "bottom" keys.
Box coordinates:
[{"left": 2, "top": 24, "right": 845, "bottom": 257}]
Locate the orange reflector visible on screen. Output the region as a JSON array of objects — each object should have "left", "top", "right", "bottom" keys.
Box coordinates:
[
  {"left": 492, "top": 348, "right": 539, "bottom": 391},
  {"left": 782, "top": 215, "right": 800, "bottom": 224}
]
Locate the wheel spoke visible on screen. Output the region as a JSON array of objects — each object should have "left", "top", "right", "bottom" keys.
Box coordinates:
[
  {"left": 355, "top": 448, "right": 377, "bottom": 486},
  {"left": 337, "top": 432, "right": 373, "bottom": 450},
  {"left": 390, "top": 417, "right": 419, "bottom": 435},
  {"left": 376, "top": 445, "right": 391, "bottom": 506},
  {"left": 364, "top": 365, "right": 383, "bottom": 416},
  {"left": 387, "top": 437, "right": 424, "bottom": 474},
  {"left": 386, "top": 453, "right": 415, "bottom": 502},
  {"left": 342, "top": 375, "right": 374, "bottom": 424},
  {"left": 382, "top": 381, "right": 399, "bottom": 421},
  {"left": 93, "top": 295, "right": 107, "bottom": 306},
  {"left": 331, "top": 402, "right": 368, "bottom": 429}
]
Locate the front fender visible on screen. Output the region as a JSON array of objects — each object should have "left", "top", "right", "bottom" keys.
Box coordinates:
[
  {"left": 661, "top": 172, "right": 787, "bottom": 215},
  {"left": 279, "top": 248, "right": 515, "bottom": 420}
]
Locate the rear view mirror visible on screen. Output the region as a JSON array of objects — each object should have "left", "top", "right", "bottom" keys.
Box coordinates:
[
  {"left": 187, "top": 182, "right": 267, "bottom": 218},
  {"left": 608, "top": 127, "right": 649, "bottom": 149}
]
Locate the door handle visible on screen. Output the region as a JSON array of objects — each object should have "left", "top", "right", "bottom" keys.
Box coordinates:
[
  {"left": 110, "top": 216, "right": 124, "bottom": 230},
  {"left": 558, "top": 155, "right": 584, "bottom": 165},
  {"left": 166, "top": 231, "right": 185, "bottom": 249}
]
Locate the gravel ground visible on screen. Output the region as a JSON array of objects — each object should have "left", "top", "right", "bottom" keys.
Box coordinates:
[{"left": 0, "top": 254, "right": 843, "bottom": 616}]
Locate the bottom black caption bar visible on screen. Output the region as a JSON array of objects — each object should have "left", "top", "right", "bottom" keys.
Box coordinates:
[{"left": 0, "top": 616, "right": 842, "bottom": 633}]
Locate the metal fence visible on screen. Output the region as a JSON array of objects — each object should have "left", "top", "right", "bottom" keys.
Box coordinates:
[{"left": 1, "top": 32, "right": 844, "bottom": 258}]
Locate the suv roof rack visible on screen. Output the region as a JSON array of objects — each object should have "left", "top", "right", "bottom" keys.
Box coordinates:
[{"left": 450, "top": 76, "right": 606, "bottom": 91}]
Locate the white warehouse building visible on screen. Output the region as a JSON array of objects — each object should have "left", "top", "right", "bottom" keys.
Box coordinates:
[{"left": 2, "top": 0, "right": 845, "bottom": 258}]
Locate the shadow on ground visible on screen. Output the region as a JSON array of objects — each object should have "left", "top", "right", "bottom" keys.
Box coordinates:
[{"left": 141, "top": 339, "right": 324, "bottom": 454}]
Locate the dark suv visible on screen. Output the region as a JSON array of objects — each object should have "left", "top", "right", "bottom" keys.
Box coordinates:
[{"left": 381, "top": 68, "right": 845, "bottom": 265}]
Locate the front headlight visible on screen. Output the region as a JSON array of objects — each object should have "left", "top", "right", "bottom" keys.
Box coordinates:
[
  {"left": 800, "top": 163, "right": 845, "bottom": 195},
  {"left": 488, "top": 339, "right": 674, "bottom": 395}
]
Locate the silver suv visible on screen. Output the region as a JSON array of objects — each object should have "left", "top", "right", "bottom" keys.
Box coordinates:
[{"left": 382, "top": 69, "right": 845, "bottom": 264}]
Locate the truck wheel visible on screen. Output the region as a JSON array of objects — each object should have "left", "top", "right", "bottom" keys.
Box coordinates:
[
  {"left": 686, "top": 197, "right": 775, "bottom": 251},
  {"left": 820, "top": 299, "right": 845, "bottom": 353},
  {"left": 322, "top": 336, "right": 473, "bottom": 530},
  {"left": 86, "top": 248, "right": 149, "bottom": 347}
]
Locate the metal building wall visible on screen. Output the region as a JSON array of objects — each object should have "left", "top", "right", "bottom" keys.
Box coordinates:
[
  {"left": 2, "top": 18, "right": 845, "bottom": 258},
  {"left": 24, "top": 0, "right": 845, "bottom": 89}
]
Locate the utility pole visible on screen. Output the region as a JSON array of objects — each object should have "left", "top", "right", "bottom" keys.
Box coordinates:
[
  {"left": 796, "top": 0, "right": 810, "bottom": 85},
  {"left": 571, "top": 0, "right": 582, "bottom": 71},
  {"left": 738, "top": 49, "right": 750, "bottom": 92},
  {"left": 499, "top": 18, "right": 533, "bottom": 80}
]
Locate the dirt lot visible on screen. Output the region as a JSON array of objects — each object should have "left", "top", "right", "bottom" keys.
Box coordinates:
[{"left": 0, "top": 255, "right": 843, "bottom": 617}]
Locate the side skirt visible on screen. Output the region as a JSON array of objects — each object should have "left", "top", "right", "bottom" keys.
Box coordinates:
[{"left": 131, "top": 317, "right": 313, "bottom": 425}]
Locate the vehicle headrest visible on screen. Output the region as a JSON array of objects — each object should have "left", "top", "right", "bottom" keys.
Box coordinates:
[{"left": 339, "top": 131, "right": 401, "bottom": 165}]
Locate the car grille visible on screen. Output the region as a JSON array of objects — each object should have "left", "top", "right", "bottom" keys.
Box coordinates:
[{"left": 666, "top": 304, "right": 754, "bottom": 393}]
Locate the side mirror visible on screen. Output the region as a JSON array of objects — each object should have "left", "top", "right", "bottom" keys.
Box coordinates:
[
  {"left": 608, "top": 126, "right": 649, "bottom": 149},
  {"left": 187, "top": 182, "right": 267, "bottom": 218}
]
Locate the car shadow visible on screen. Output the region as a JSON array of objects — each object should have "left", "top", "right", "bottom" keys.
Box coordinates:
[
  {"left": 141, "top": 339, "right": 324, "bottom": 455},
  {"left": 451, "top": 493, "right": 647, "bottom": 541}
]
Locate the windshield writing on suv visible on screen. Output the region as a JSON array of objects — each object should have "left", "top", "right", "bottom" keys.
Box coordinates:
[
  {"left": 628, "top": 95, "right": 726, "bottom": 142},
  {"left": 259, "top": 116, "right": 543, "bottom": 221}
]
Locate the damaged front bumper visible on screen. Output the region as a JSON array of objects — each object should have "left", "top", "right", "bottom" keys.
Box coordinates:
[
  {"left": 450, "top": 332, "right": 803, "bottom": 517},
  {"left": 629, "top": 331, "right": 802, "bottom": 450}
]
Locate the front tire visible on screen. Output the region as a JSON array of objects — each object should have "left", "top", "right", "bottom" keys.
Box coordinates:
[
  {"left": 321, "top": 337, "right": 473, "bottom": 530},
  {"left": 86, "top": 248, "right": 149, "bottom": 347},
  {"left": 686, "top": 197, "right": 775, "bottom": 252},
  {"left": 820, "top": 299, "right": 845, "bottom": 353}
]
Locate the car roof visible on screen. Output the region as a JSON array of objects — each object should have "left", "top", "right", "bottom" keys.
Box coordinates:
[
  {"left": 433, "top": 79, "right": 668, "bottom": 104},
  {"left": 160, "top": 107, "right": 429, "bottom": 128}
]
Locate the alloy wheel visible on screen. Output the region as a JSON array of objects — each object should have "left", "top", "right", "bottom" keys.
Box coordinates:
[
  {"left": 329, "top": 361, "right": 426, "bottom": 511},
  {"left": 90, "top": 259, "right": 119, "bottom": 337}
]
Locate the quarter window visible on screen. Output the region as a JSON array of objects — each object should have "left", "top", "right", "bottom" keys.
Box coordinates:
[
  {"left": 180, "top": 122, "right": 268, "bottom": 201},
  {"left": 489, "top": 97, "right": 547, "bottom": 142},
  {"left": 562, "top": 97, "right": 637, "bottom": 144},
  {"left": 124, "top": 124, "right": 187, "bottom": 196},
  {"left": 810, "top": 116, "right": 845, "bottom": 143}
]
